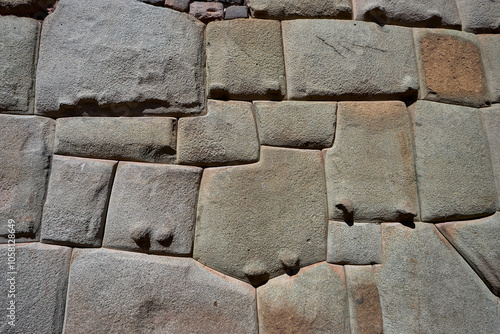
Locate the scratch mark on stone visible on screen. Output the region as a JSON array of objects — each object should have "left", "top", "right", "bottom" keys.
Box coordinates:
[{"left": 316, "top": 36, "right": 346, "bottom": 58}]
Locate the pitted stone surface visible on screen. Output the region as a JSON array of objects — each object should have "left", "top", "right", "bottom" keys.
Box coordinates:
[
  {"left": 455, "top": 0, "right": 500, "bottom": 33},
  {"left": 325, "top": 102, "right": 418, "bottom": 222},
  {"left": 64, "top": 248, "right": 258, "bottom": 333},
  {"left": 282, "top": 20, "right": 419, "bottom": 100},
  {"left": 479, "top": 35, "right": 500, "bottom": 103},
  {"left": 247, "top": 0, "right": 351, "bottom": 19},
  {"left": 190, "top": 1, "right": 224, "bottom": 22},
  {"left": 0, "top": 0, "right": 55, "bottom": 15},
  {"left": 257, "top": 263, "right": 350, "bottom": 334},
  {"left": 194, "top": 146, "right": 327, "bottom": 285},
  {"left": 177, "top": 100, "right": 259, "bottom": 166},
  {"left": 482, "top": 105, "right": 500, "bottom": 206},
  {"left": 206, "top": 19, "right": 286, "bottom": 100},
  {"left": 253, "top": 101, "right": 336, "bottom": 149},
  {"left": 41, "top": 156, "right": 117, "bottom": 247},
  {"left": 103, "top": 162, "right": 202, "bottom": 255},
  {"left": 35, "top": 0, "right": 205, "bottom": 117},
  {"left": 411, "top": 101, "right": 497, "bottom": 222}
]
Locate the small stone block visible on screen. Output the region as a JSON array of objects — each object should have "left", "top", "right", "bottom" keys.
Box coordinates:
[
  {"left": 481, "top": 105, "right": 500, "bottom": 209},
  {"left": 224, "top": 5, "right": 248, "bottom": 20},
  {"left": 479, "top": 35, "right": 500, "bottom": 103},
  {"left": 190, "top": 1, "right": 224, "bottom": 22},
  {"left": 455, "top": 0, "right": 500, "bottom": 33},
  {"left": 247, "top": 0, "right": 352, "bottom": 19},
  {"left": 164, "top": 0, "right": 191, "bottom": 12}
]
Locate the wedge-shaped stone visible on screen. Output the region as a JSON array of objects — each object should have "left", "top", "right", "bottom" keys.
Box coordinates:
[
  {"left": 411, "top": 101, "right": 497, "bottom": 222},
  {"left": 35, "top": 0, "right": 205, "bottom": 117},
  {"left": 481, "top": 105, "right": 500, "bottom": 206},
  {"left": 253, "top": 101, "right": 336, "bottom": 149},
  {"left": 64, "top": 249, "right": 258, "bottom": 333},
  {"left": 479, "top": 35, "right": 500, "bottom": 103},
  {"left": 282, "top": 20, "right": 419, "bottom": 100},
  {"left": 257, "top": 263, "right": 350, "bottom": 334},
  {"left": 455, "top": 0, "right": 500, "bottom": 33},
  {"left": 104, "top": 162, "right": 202, "bottom": 255},
  {"left": 0, "top": 0, "right": 55, "bottom": 15},
  {"left": 206, "top": 19, "right": 286, "bottom": 100},
  {"left": 177, "top": 100, "right": 259, "bottom": 166},
  {"left": 247, "top": 0, "right": 351, "bottom": 19},
  {"left": 325, "top": 102, "right": 418, "bottom": 222},
  {"left": 194, "top": 146, "right": 327, "bottom": 285}
]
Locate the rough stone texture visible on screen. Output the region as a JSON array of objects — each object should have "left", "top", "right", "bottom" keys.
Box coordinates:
[
  {"left": 257, "top": 263, "right": 350, "bottom": 334},
  {"left": 414, "top": 28, "right": 490, "bottom": 108},
  {"left": 224, "top": 5, "right": 248, "bottom": 20},
  {"left": 479, "top": 35, "right": 500, "bottom": 103},
  {"left": 41, "top": 156, "right": 117, "bottom": 247},
  {"left": 54, "top": 117, "right": 177, "bottom": 163},
  {"left": 327, "top": 222, "right": 383, "bottom": 265},
  {"left": 411, "top": 101, "right": 497, "bottom": 222},
  {"left": 481, "top": 105, "right": 500, "bottom": 207},
  {"left": 247, "top": 0, "right": 351, "bottom": 19},
  {"left": 165, "top": 0, "right": 191, "bottom": 12},
  {"left": 194, "top": 146, "right": 327, "bottom": 285},
  {"left": 325, "top": 102, "right": 418, "bottom": 222},
  {"left": 0, "top": 16, "right": 39, "bottom": 114},
  {"left": 206, "top": 19, "right": 286, "bottom": 100},
  {"left": 455, "top": 0, "right": 500, "bottom": 33},
  {"left": 253, "top": 101, "right": 336, "bottom": 149},
  {"left": 64, "top": 248, "right": 258, "bottom": 333},
  {"left": 0, "top": 115, "right": 54, "bottom": 242},
  {"left": 190, "top": 1, "right": 224, "bottom": 22},
  {"left": 0, "top": 243, "right": 71, "bottom": 334},
  {"left": 35, "top": 0, "right": 205, "bottom": 117},
  {"left": 282, "top": 20, "right": 419, "bottom": 100},
  {"left": 103, "top": 162, "right": 202, "bottom": 255},
  {"left": 177, "top": 100, "right": 259, "bottom": 166},
  {"left": 0, "top": 0, "right": 55, "bottom": 15}
]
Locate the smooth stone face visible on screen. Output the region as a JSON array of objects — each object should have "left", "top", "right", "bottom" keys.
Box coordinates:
[
  {"left": 253, "top": 101, "right": 336, "bottom": 149},
  {"left": 206, "top": 19, "right": 286, "bottom": 100},
  {"left": 0, "top": 0, "right": 55, "bottom": 15},
  {"left": 64, "top": 248, "right": 258, "bottom": 333},
  {"left": 411, "top": 101, "right": 497, "bottom": 222},
  {"left": 247, "top": 0, "right": 351, "bottom": 19},
  {"left": 257, "top": 263, "right": 350, "bottom": 334},
  {"left": 282, "top": 20, "right": 419, "bottom": 100},
  {"left": 177, "top": 100, "right": 260, "bottom": 166},
  {"left": 103, "top": 162, "right": 202, "bottom": 256},
  {"left": 481, "top": 105, "right": 500, "bottom": 206},
  {"left": 224, "top": 5, "right": 248, "bottom": 20},
  {"left": 325, "top": 102, "right": 418, "bottom": 222},
  {"left": 479, "top": 35, "right": 500, "bottom": 103},
  {"left": 194, "top": 146, "right": 328, "bottom": 285},
  {"left": 455, "top": 0, "right": 500, "bottom": 33},
  {"left": 35, "top": 0, "right": 205, "bottom": 117},
  {"left": 190, "top": 1, "right": 224, "bottom": 22},
  {"left": 0, "top": 243, "right": 71, "bottom": 334}
]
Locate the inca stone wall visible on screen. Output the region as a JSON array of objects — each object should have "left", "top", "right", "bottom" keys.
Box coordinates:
[{"left": 1, "top": 0, "right": 500, "bottom": 333}]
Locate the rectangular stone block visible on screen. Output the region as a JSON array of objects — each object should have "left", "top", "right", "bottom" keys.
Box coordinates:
[
  {"left": 247, "top": 0, "right": 351, "bottom": 19},
  {"left": 455, "top": 0, "right": 500, "bottom": 33},
  {"left": 479, "top": 35, "right": 500, "bottom": 103},
  {"left": 190, "top": 1, "right": 224, "bottom": 22},
  {"left": 224, "top": 5, "right": 248, "bottom": 20},
  {"left": 481, "top": 105, "right": 500, "bottom": 208}
]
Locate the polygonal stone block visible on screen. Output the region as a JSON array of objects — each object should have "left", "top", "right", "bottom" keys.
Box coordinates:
[
  {"left": 190, "top": 1, "right": 224, "bottom": 22},
  {"left": 479, "top": 35, "right": 500, "bottom": 103},
  {"left": 455, "top": 0, "right": 500, "bottom": 33},
  {"left": 164, "top": 0, "right": 191, "bottom": 12},
  {"left": 224, "top": 5, "right": 248, "bottom": 20},
  {"left": 481, "top": 105, "right": 500, "bottom": 207},
  {"left": 247, "top": 0, "right": 351, "bottom": 19}
]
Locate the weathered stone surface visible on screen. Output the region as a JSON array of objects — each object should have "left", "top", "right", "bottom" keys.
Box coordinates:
[
  {"left": 103, "top": 162, "right": 202, "bottom": 255},
  {"left": 455, "top": 0, "right": 500, "bottom": 33},
  {"left": 0, "top": 16, "right": 39, "bottom": 114},
  {"left": 411, "top": 101, "right": 497, "bottom": 222},
  {"left": 0, "top": 115, "right": 54, "bottom": 242},
  {"left": 206, "top": 19, "right": 286, "bottom": 100},
  {"left": 54, "top": 117, "right": 176, "bottom": 163},
  {"left": 253, "top": 101, "right": 336, "bottom": 149},
  {"left": 41, "top": 156, "right": 116, "bottom": 247},
  {"left": 0, "top": 0, "right": 55, "bottom": 15},
  {"left": 35, "top": 0, "right": 205, "bottom": 117},
  {"left": 64, "top": 248, "right": 258, "bottom": 333},
  {"left": 247, "top": 0, "right": 351, "bottom": 19},
  {"left": 325, "top": 102, "right": 418, "bottom": 222},
  {"left": 0, "top": 243, "right": 71, "bottom": 334},
  {"left": 224, "top": 5, "right": 248, "bottom": 20},
  {"left": 194, "top": 146, "right": 327, "bottom": 285},
  {"left": 481, "top": 105, "right": 500, "bottom": 206},
  {"left": 257, "top": 263, "right": 350, "bottom": 334},
  {"left": 190, "top": 1, "right": 224, "bottom": 22},
  {"left": 414, "top": 28, "right": 489, "bottom": 107},
  {"left": 282, "top": 20, "right": 419, "bottom": 100},
  {"left": 165, "top": 0, "right": 191, "bottom": 12},
  {"left": 177, "top": 100, "right": 259, "bottom": 166},
  {"left": 479, "top": 35, "right": 500, "bottom": 103},
  {"left": 327, "top": 222, "right": 383, "bottom": 265}
]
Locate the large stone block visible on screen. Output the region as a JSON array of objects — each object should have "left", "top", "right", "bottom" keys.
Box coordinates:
[
  {"left": 247, "top": 0, "right": 351, "bottom": 19},
  {"left": 206, "top": 19, "right": 286, "bottom": 100},
  {"left": 194, "top": 146, "right": 328, "bottom": 285},
  {"left": 103, "top": 162, "right": 202, "bottom": 255},
  {"left": 455, "top": 0, "right": 500, "bottom": 33},
  {"left": 64, "top": 249, "right": 258, "bottom": 333},
  {"left": 0, "top": 0, "right": 55, "bottom": 15},
  {"left": 324, "top": 102, "right": 418, "bottom": 222},
  {"left": 282, "top": 20, "right": 419, "bottom": 100},
  {"left": 35, "top": 0, "right": 205, "bottom": 117},
  {"left": 411, "top": 101, "right": 497, "bottom": 222},
  {"left": 177, "top": 100, "right": 260, "bottom": 166},
  {"left": 481, "top": 105, "right": 500, "bottom": 206},
  {"left": 479, "top": 35, "right": 500, "bottom": 103}
]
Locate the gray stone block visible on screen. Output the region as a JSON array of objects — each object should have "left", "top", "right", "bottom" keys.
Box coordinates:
[
  {"left": 177, "top": 100, "right": 259, "bottom": 166},
  {"left": 247, "top": 0, "right": 351, "bottom": 19},
  {"left": 165, "top": 0, "right": 192, "bottom": 12},
  {"left": 208, "top": 0, "right": 242, "bottom": 4},
  {"left": 35, "top": 0, "right": 205, "bottom": 117},
  {"left": 224, "top": 5, "right": 248, "bottom": 20},
  {"left": 455, "top": 0, "right": 500, "bottom": 33},
  {"left": 481, "top": 105, "right": 500, "bottom": 207},
  {"left": 64, "top": 248, "right": 258, "bottom": 333},
  {"left": 103, "top": 162, "right": 202, "bottom": 255},
  {"left": 479, "top": 35, "right": 500, "bottom": 103},
  {"left": 282, "top": 20, "right": 419, "bottom": 100},
  {"left": 411, "top": 101, "right": 497, "bottom": 222},
  {"left": 190, "top": 1, "right": 224, "bottom": 22},
  {"left": 253, "top": 101, "right": 336, "bottom": 149},
  {"left": 0, "top": 0, "right": 55, "bottom": 15}
]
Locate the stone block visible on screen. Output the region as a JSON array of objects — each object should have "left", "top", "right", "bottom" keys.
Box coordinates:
[
  {"left": 324, "top": 102, "right": 418, "bottom": 222},
  {"left": 253, "top": 101, "right": 336, "bottom": 149},
  {"left": 479, "top": 35, "right": 500, "bottom": 103},
  {"left": 206, "top": 19, "right": 286, "bottom": 100},
  {"left": 64, "top": 248, "right": 258, "bottom": 333},
  {"left": 54, "top": 117, "right": 176, "bottom": 163},
  {"left": 165, "top": 0, "right": 191, "bottom": 12},
  {"left": 282, "top": 20, "right": 419, "bottom": 100},
  {"left": 0, "top": 0, "right": 55, "bottom": 16},
  {"left": 481, "top": 105, "right": 500, "bottom": 207},
  {"left": 224, "top": 5, "right": 248, "bottom": 20},
  {"left": 410, "top": 101, "right": 497, "bottom": 222},
  {"left": 194, "top": 146, "right": 327, "bottom": 285},
  {"left": 208, "top": 0, "right": 242, "bottom": 5},
  {"left": 455, "top": 0, "right": 500, "bottom": 33},
  {"left": 41, "top": 156, "right": 117, "bottom": 247},
  {"left": 190, "top": 1, "right": 224, "bottom": 22},
  {"left": 177, "top": 100, "right": 259, "bottom": 166},
  {"left": 35, "top": 0, "right": 205, "bottom": 117},
  {"left": 103, "top": 162, "right": 202, "bottom": 255},
  {"left": 247, "top": 0, "right": 351, "bottom": 19}
]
